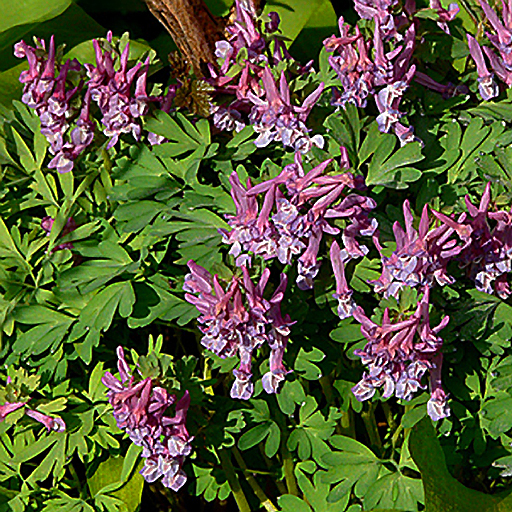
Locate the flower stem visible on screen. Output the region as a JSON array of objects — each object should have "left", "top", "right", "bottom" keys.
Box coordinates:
[
  {"left": 232, "top": 447, "right": 278, "bottom": 512},
  {"left": 361, "top": 402, "right": 382, "bottom": 452},
  {"left": 218, "top": 448, "right": 251, "bottom": 512}
]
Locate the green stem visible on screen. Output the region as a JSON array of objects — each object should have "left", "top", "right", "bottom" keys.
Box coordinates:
[
  {"left": 232, "top": 447, "right": 278, "bottom": 512},
  {"left": 361, "top": 402, "right": 382, "bottom": 452},
  {"left": 319, "top": 375, "right": 335, "bottom": 405},
  {"left": 258, "top": 445, "right": 287, "bottom": 495},
  {"left": 272, "top": 403, "right": 299, "bottom": 496},
  {"left": 218, "top": 449, "right": 251, "bottom": 512},
  {"left": 281, "top": 442, "right": 298, "bottom": 497},
  {"left": 340, "top": 406, "right": 356, "bottom": 438},
  {"left": 381, "top": 401, "right": 397, "bottom": 431}
]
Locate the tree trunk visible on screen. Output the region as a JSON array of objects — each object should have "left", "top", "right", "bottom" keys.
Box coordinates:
[{"left": 143, "top": 0, "right": 263, "bottom": 77}]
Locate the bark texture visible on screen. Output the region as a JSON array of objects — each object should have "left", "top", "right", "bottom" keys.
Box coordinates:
[{"left": 143, "top": 0, "right": 263, "bottom": 77}]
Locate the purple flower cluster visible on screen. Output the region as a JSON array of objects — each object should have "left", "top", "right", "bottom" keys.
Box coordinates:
[
  {"left": 14, "top": 37, "right": 93, "bottom": 173},
  {"left": 85, "top": 32, "right": 152, "bottom": 148},
  {"left": 183, "top": 261, "right": 292, "bottom": 399},
  {"left": 432, "top": 183, "right": 512, "bottom": 298},
  {"left": 324, "top": 16, "right": 418, "bottom": 144},
  {"left": 15, "top": 33, "right": 167, "bottom": 171},
  {"left": 333, "top": 184, "right": 512, "bottom": 419},
  {"left": 325, "top": 0, "right": 460, "bottom": 144},
  {"left": 371, "top": 200, "right": 459, "bottom": 299},
  {"left": 208, "top": 1, "right": 324, "bottom": 152},
  {"left": 221, "top": 151, "right": 378, "bottom": 290},
  {"left": 466, "top": 0, "right": 512, "bottom": 100},
  {"left": 351, "top": 288, "right": 450, "bottom": 421},
  {"left": 102, "top": 347, "right": 192, "bottom": 491}
]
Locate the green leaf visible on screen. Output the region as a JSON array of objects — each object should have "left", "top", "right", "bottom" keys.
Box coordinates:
[
  {"left": 85, "top": 362, "right": 106, "bottom": 403},
  {"left": 88, "top": 456, "right": 144, "bottom": 512},
  {"left": 294, "top": 346, "right": 325, "bottom": 380},
  {"left": 409, "top": 417, "right": 512, "bottom": 511},
  {"left": 446, "top": 117, "right": 505, "bottom": 184},
  {"left": 365, "top": 130, "right": 423, "bottom": 189},
  {"left": 278, "top": 494, "right": 312, "bottom": 512},
  {"left": 277, "top": 379, "right": 306, "bottom": 415},
  {"left": 0, "top": 0, "right": 70, "bottom": 33},
  {"left": 238, "top": 423, "right": 271, "bottom": 451},
  {"left": 264, "top": 422, "right": 281, "bottom": 459},
  {"left": 288, "top": 0, "right": 338, "bottom": 63},
  {"left": 263, "top": 0, "right": 336, "bottom": 49}
]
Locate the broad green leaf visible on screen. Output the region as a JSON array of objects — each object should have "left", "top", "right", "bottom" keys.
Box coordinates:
[
  {"left": 409, "top": 417, "right": 512, "bottom": 511},
  {"left": 278, "top": 494, "right": 312, "bottom": 512},
  {"left": 88, "top": 456, "right": 144, "bottom": 512},
  {"left": 263, "top": 0, "right": 336, "bottom": 50}
]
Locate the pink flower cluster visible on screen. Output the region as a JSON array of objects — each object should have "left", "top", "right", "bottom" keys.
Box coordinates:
[
  {"left": 432, "top": 183, "right": 512, "bottom": 298},
  {"left": 467, "top": 0, "right": 512, "bottom": 100},
  {"left": 102, "top": 347, "right": 192, "bottom": 491},
  {"left": 221, "top": 151, "right": 378, "bottom": 290},
  {"left": 325, "top": 0, "right": 460, "bottom": 144},
  {"left": 330, "top": 184, "right": 512, "bottom": 420},
  {"left": 324, "top": 17, "right": 418, "bottom": 144},
  {"left": 183, "top": 261, "right": 292, "bottom": 399},
  {"left": 208, "top": 1, "right": 324, "bottom": 152},
  {"left": 350, "top": 288, "right": 450, "bottom": 421},
  {"left": 14, "top": 36, "right": 93, "bottom": 173},
  {"left": 15, "top": 33, "right": 171, "bottom": 171}
]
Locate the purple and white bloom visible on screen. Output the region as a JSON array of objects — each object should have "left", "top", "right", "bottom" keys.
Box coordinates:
[
  {"left": 247, "top": 67, "right": 325, "bottom": 153},
  {"left": 467, "top": 34, "right": 500, "bottom": 100},
  {"left": 102, "top": 347, "right": 192, "bottom": 490},
  {"left": 222, "top": 152, "right": 377, "bottom": 290},
  {"left": 325, "top": 15, "right": 419, "bottom": 143},
  {"left": 430, "top": 0, "right": 459, "bottom": 33},
  {"left": 25, "top": 409, "right": 66, "bottom": 432},
  {"left": 330, "top": 240, "right": 356, "bottom": 319},
  {"left": 372, "top": 200, "right": 460, "bottom": 299},
  {"left": 351, "top": 288, "right": 450, "bottom": 420},
  {"left": 15, "top": 36, "right": 91, "bottom": 172},
  {"left": 184, "top": 262, "right": 292, "bottom": 397},
  {"left": 432, "top": 183, "right": 512, "bottom": 298}
]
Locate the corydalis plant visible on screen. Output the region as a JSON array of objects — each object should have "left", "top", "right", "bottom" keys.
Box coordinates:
[
  {"left": 208, "top": 1, "right": 324, "bottom": 152},
  {"left": 15, "top": 32, "right": 171, "bottom": 171},
  {"left": 432, "top": 183, "right": 512, "bottom": 298},
  {"left": 466, "top": 0, "right": 512, "bottom": 100},
  {"left": 221, "top": 151, "right": 377, "bottom": 290},
  {"left": 372, "top": 199, "right": 459, "bottom": 299},
  {"left": 183, "top": 261, "right": 292, "bottom": 399},
  {"left": 14, "top": 36, "right": 93, "bottom": 173},
  {"left": 102, "top": 347, "right": 192, "bottom": 491},
  {"left": 351, "top": 288, "right": 451, "bottom": 421},
  {"left": 324, "top": 16, "right": 419, "bottom": 144}
]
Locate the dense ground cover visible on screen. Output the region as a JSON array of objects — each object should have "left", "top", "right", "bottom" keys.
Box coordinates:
[{"left": 1, "top": 0, "right": 512, "bottom": 510}]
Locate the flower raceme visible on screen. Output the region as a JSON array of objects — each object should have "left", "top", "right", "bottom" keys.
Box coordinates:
[
  {"left": 220, "top": 151, "right": 378, "bottom": 290},
  {"left": 431, "top": 183, "right": 512, "bottom": 298},
  {"left": 208, "top": 1, "right": 324, "bottom": 152},
  {"left": 183, "top": 261, "right": 292, "bottom": 399},
  {"left": 372, "top": 200, "right": 460, "bottom": 299},
  {"left": 102, "top": 347, "right": 192, "bottom": 491},
  {"left": 466, "top": 0, "right": 512, "bottom": 100},
  {"left": 351, "top": 288, "right": 451, "bottom": 421},
  {"left": 15, "top": 33, "right": 166, "bottom": 171}
]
